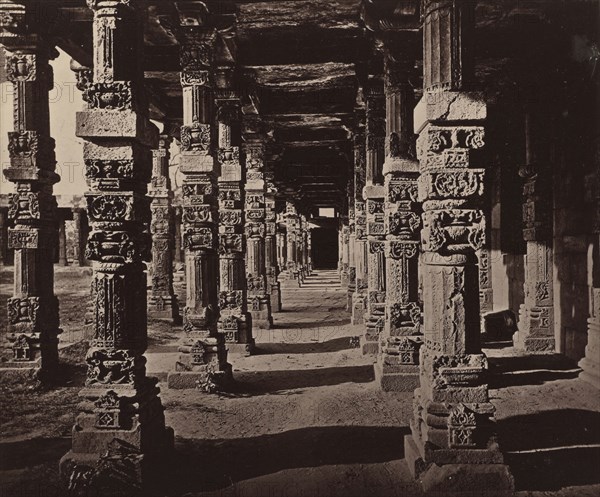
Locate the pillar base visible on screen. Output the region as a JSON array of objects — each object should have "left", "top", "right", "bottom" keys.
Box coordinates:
[
  {"left": 269, "top": 282, "right": 282, "bottom": 312},
  {"left": 250, "top": 312, "right": 273, "bottom": 330},
  {"left": 167, "top": 363, "right": 233, "bottom": 390},
  {"left": 513, "top": 332, "right": 556, "bottom": 353},
  {"left": 226, "top": 340, "right": 256, "bottom": 357},
  {"left": 404, "top": 435, "right": 514, "bottom": 496},
  {"left": 579, "top": 357, "right": 600, "bottom": 389},
  {"left": 60, "top": 427, "right": 174, "bottom": 496},
  {"left": 374, "top": 360, "right": 419, "bottom": 392},
  {"left": 0, "top": 357, "right": 42, "bottom": 387},
  {"left": 351, "top": 294, "right": 366, "bottom": 325},
  {"left": 148, "top": 295, "right": 181, "bottom": 323}
]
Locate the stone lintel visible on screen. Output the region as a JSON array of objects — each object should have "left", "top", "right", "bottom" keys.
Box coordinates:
[
  {"left": 382, "top": 157, "right": 419, "bottom": 176},
  {"left": 363, "top": 184, "right": 385, "bottom": 200}
]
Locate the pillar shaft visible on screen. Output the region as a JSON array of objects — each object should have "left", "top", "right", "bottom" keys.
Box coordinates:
[
  {"left": 1, "top": 12, "right": 60, "bottom": 375},
  {"left": 244, "top": 138, "right": 273, "bottom": 328},
  {"left": 377, "top": 44, "right": 423, "bottom": 391},
  {"left": 351, "top": 122, "right": 368, "bottom": 325},
  {"left": 514, "top": 109, "right": 555, "bottom": 352},
  {"left": 168, "top": 29, "right": 231, "bottom": 388},
  {"left": 148, "top": 135, "right": 179, "bottom": 321},
  {"left": 216, "top": 97, "right": 253, "bottom": 353},
  {"left": 362, "top": 81, "right": 386, "bottom": 354},
  {"left": 61, "top": 0, "right": 172, "bottom": 486},
  {"left": 265, "top": 187, "right": 282, "bottom": 312},
  {"left": 404, "top": 0, "right": 513, "bottom": 492}
]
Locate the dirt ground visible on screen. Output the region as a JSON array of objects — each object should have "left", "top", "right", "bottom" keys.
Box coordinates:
[{"left": 0, "top": 267, "right": 599, "bottom": 497}]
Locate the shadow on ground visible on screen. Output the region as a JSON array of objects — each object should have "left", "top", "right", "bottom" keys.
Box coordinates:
[
  {"left": 161, "top": 425, "right": 409, "bottom": 494},
  {"left": 230, "top": 365, "right": 375, "bottom": 394},
  {"left": 498, "top": 408, "right": 600, "bottom": 490},
  {"left": 254, "top": 336, "right": 353, "bottom": 355},
  {"left": 488, "top": 354, "right": 582, "bottom": 388}
]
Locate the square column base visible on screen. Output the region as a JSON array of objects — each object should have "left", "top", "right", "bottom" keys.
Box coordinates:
[
  {"left": 351, "top": 294, "right": 366, "bottom": 325},
  {"left": 0, "top": 357, "right": 41, "bottom": 387},
  {"left": 374, "top": 361, "right": 419, "bottom": 392},
  {"left": 513, "top": 332, "right": 556, "bottom": 353},
  {"left": 270, "top": 283, "right": 282, "bottom": 312},
  {"left": 167, "top": 363, "right": 233, "bottom": 390},
  {"left": 148, "top": 296, "right": 181, "bottom": 323},
  {"left": 404, "top": 435, "right": 514, "bottom": 496},
  {"left": 226, "top": 340, "right": 256, "bottom": 357}
]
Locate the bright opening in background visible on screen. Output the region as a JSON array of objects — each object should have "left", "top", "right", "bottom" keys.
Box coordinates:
[{"left": 318, "top": 207, "right": 336, "bottom": 218}]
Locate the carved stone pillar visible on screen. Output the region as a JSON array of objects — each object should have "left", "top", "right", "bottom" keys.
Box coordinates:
[
  {"left": 215, "top": 96, "right": 253, "bottom": 354},
  {"left": 352, "top": 123, "right": 368, "bottom": 325},
  {"left": 168, "top": 29, "right": 231, "bottom": 388},
  {"left": 514, "top": 110, "right": 555, "bottom": 352},
  {"left": 60, "top": 0, "right": 173, "bottom": 487},
  {"left": 1, "top": 15, "right": 60, "bottom": 378},
  {"left": 244, "top": 139, "right": 273, "bottom": 328},
  {"left": 148, "top": 135, "right": 179, "bottom": 322},
  {"left": 404, "top": 1, "right": 513, "bottom": 493},
  {"left": 340, "top": 223, "right": 350, "bottom": 287},
  {"left": 66, "top": 208, "right": 85, "bottom": 266},
  {"left": 265, "top": 184, "right": 282, "bottom": 312},
  {"left": 58, "top": 214, "right": 68, "bottom": 266},
  {"left": 376, "top": 47, "right": 423, "bottom": 391},
  {"left": 0, "top": 208, "right": 6, "bottom": 266},
  {"left": 347, "top": 180, "right": 357, "bottom": 310},
  {"left": 362, "top": 81, "right": 386, "bottom": 354},
  {"left": 276, "top": 228, "right": 286, "bottom": 275},
  {"left": 285, "top": 202, "right": 299, "bottom": 281}
]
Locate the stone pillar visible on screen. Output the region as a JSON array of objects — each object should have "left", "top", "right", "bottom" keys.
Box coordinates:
[
  {"left": 404, "top": 1, "right": 513, "bottom": 493},
  {"left": 265, "top": 185, "right": 282, "bottom": 312},
  {"left": 285, "top": 202, "right": 299, "bottom": 281},
  {"left": 215, "top": 96, "right": 253, "bottom": 354},
  {"left": 362, "top": 81, "right": 386, "bottom": 354},
  {"left": 1, "top": 18, "right": 60, "bottom": 378},
  {"left": 306, "top": 225, "right": 313, "bottom": 274},
  {"left": 58, "top": 214, "right": 68, "bottom": 266},
  {"left": 276, "top": 228, "right": 286, "bottom": 275},
  {"left": 513, "top": 109, "right": 555, "bottom": 352},
  {"left": 148, "top": 135, "right": 179, "bottom": 322},
  {"left": 244, "top": 138, "right": 273, "bottom": 328},
  {"left": 60, "top": 0, "right": 173, "bottom": 488},
  {"left": 376, "top": 46, "right": 423, "bottom": 391},
  {"left": 168, "top": 29, "right": 231, "bottom": 388},
  {"left": 352, "top": 122, "right": 368, "bottom": 325},
  {"left": 340, "top": 223, "right": 350, "bottom": 287},
  {"left": 66, "top": 208, "right": 85, "bottom": 266},
  {"left": 0, "top": 208, "right": 6, "bottom": 266}
]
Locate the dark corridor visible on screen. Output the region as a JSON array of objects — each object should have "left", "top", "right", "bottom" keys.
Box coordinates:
[{"left": 311, "top": 227, "right": 338, "bottom": 269}]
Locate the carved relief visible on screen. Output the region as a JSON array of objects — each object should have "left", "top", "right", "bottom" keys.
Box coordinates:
[
  {"left": 180, "top": 122, "right": 211, "bottom": 152},
  {"left": 86, "top": 349, "right": 137, "bottom": 386}
]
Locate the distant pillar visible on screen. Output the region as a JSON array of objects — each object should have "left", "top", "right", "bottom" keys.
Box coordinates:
[{"left": 265, "top": 186, "right": 282, "bottom": 312}]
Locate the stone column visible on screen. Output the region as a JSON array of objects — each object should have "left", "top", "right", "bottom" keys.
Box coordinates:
[
  {"left": 1, "top": 19, "right": 60, "bottom": 378},
  {"left": 340, "top": 223, "right": 350, "bottom": 287},
  {"left": 352, "top": 122, "right": 368, "bottom": 324},
  {"left": 285, "top": 202, "right": 299, "bottom": 280},
  {"left": 0, "top": 208, "right": 6, "bottom": 266},
  {"left": 404, "top": 1, "right": 513, "bottom": 493},
  {"left": 60, "top": 0, "right": 173, "bottom": 487},
  {"left": 244, "top": 139, "right": 273, "bottom": 329},
  {"left": 67, "top": 208, "right": 85, "bottom": 266},
  {"left": 277, "top": 228, "right": 286, "bottom": 275},
  {"left": 215, "top": 96, "right": 253, "bottom": 354},
  {"left": 58, "top": 214, "right": 68, "bottom": 266},
  {"left": 168, "top": 29, "right": 231, "bottom": 388},
  {"left": 265, "top": 184, "right": 282, "bottom": 312},
  {"left": 514, "top": 109, "right": 555, "bottom": 352},
  {"left": 148, "top": 135, "right": 179, "bottom": 322},
  {"left": 376, "top": 46, "right": 423, "bottom": 391},
  {"left": 362, "top": 81, "right": 386, "bottom": 354}
]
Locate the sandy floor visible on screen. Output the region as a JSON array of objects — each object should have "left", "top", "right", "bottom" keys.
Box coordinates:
[{"left": 0, "top": 267, "right": 599, "bottom": 497}]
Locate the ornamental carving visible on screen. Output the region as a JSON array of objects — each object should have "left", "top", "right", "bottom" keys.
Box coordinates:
[
  {"left": 8, "top": 297, "right": 39, "bottom": 325},
  {"left": 219, "top": 290, "right": 244, "bottom": 310},
  {"left": 88, "top": 195, "right": 133, "bottom": 222},
  {"left": 388, "top": 181, "right": 418, "bottom": 203},
  {"left": 85, "top": 159, "right": 134, "bottom": 179},
  {"left": 183, "top": 182, "right": 214, "bottom": 198},
  {"left": 180, "top": 42, "right": 212, "bottom": 72},
  {"left": 8, "top": 131, "right": 38, "bottom": 158},
  {"left": 180, "top": 70, "right": 210, "bottom": 87},
  {"left": 183, "top": 227, "right": 214, "bottom": 250},
  {"left": 389, "top": 303, "right": 421, "bottom": 329},
  {"left": 8, "top": 228, "right": 39, "bottom": 249},
  {"left": 151, "top": 206, "right": 170, "bottom": 233},
  {"left": 86, "top": 230, "right": 146, "bottom": 263},
  {"left": 86, "top": 349, "right": 136, "bottom": 386},
  {"left": 8, "top": 192, "right": 40, "bottom": 220},
  {"left": 94, "top": 391, "right": 121, "bottom": 429},
  {"left": 430, "top": 170, "right": 484, "bottom": 198},
  {"left": 369, "top": 241, "right": 385, "bottom": 254},
  {"left": 448, "top": 404, "right": 477, "bottom": 448},
  {"left": 245, "top": 224, "right": 266, "bottom": 238},
  {"left": 84, "top": 82, "right": 133, "bottom": 110},
  {"left": 422, "top": 209, "right": 485, "bottom": 253},
  {"left": 388, "top": 241, "right": 419, "bottom": 260},
  {"left": 183, "top": 205, "right": 213, "bottom": 224},
  {"left": 5, "top": 53, "right": 36, "bottom": 82},
  {"left": 247, "top": 274, "right": 266, "bottom": 292},
  {"left": 12, "top": 335, "right": 32, "bottom": 361},
  {"left": 180, "top": 122, "right": 211, "bottom": 152},
  {"left": 219, "top": 234, "right": 243, "bottom": 254},
  {"left": 388, "top": 212, "right": 421, "bottom": 239},
  {"left": 217, "top": 147, "right": 240, "bottom": 165},
  {"left": 219, "top": 210, "right": 242, "bottom": 226}
]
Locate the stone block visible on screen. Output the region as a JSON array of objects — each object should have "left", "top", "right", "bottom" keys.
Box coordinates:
[
  {"left": 76, "top": 110, "right": 158, "bottom": 147},
  {"left": 420, "top": 462, "right": 514, "bottom": 496},
  {"left": 414, "top": 92, "right": 487, "bottom": 133},
  {"left": 375, "top": 361, "right": 419, "bottom": 392}
]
